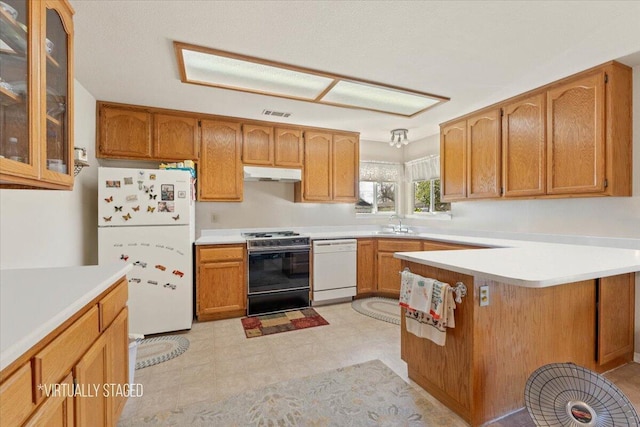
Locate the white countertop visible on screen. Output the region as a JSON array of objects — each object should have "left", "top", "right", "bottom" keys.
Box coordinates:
[
  {"left": 196, "top": 226, "right": 640, "bottom": 288},
  {"left": 0, "top": 263, "right": 132, "bottom": 372},
  {"left": 195, "top": 227, "right": 511, "bottom": 246},
  {"left": 395, "top": 244, "right": 640, "bottom": 288}
]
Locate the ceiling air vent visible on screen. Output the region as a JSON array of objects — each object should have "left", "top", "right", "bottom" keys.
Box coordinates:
[{"left": 262, "top": 109, "right": 291, "bottom": 118}]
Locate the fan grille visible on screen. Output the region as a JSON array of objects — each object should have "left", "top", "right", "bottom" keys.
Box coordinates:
[{"left": 524, "top": 363, "right": 639, "bottom": 426}]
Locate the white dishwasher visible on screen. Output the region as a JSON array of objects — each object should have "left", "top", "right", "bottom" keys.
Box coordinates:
[{"left": 312, "top": 239, "right": 357, "bottom": 303}]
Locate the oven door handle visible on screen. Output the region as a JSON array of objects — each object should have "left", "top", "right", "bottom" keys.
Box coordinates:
[{"left": 248, "top": 247, "right": 311, "bottom": 255}]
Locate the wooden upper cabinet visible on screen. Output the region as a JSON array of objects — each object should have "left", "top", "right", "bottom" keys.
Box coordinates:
[
  {"left": 547, "top": 72, "right": 605, "bottom": 195},
  {"left": 199, "top": 120, "right": 243, "bottom": 201},
  {"left": 467, "top": 109, "right": 501, "bottom": 199},
  {"left": 243, "top": 125, "right": 304, "bottom": 168},
  {"left": 301, "top": 131, "right": 332, "bottom": 201},
  {"left": 98, "top": 104, "right": 201, "bottom": 161},
  {"left": 242, "top": 124, "right": 274, "bottom": 166},
  {"left": 98, "top": 105, "right": 153, "bottom": 159},
  {"left": 332, "top": 133, "right": 359, "bottom": 202},
  {"left": 274, "top": 128, "right": 303, "bottom": 167},
  {"left": 0, "top": 0, "right": 75, "bottom": 190},
  {"left": 154, "top": 114, "right": 199, "bottom": 160},
  {"left": 440, "top": 61, "right": 631, "bottom": 201},
  {"left": 502, "top": 93, "right": 546, "bottom": 197},
  {"left": 440, "top": 121, "right": 467, "bottom": 201}
]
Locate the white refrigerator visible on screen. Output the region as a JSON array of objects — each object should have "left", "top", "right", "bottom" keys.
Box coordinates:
[{"left": 98, "top": 167, "right": 195, "bottom": 335}]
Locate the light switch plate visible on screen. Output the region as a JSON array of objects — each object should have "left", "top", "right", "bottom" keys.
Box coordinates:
[{"left": 479, "top": 285, "right": 489, "bottom": 307}]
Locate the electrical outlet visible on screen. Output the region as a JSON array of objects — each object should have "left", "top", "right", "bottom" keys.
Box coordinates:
[
  {"left": 479, "top": 285, "right": 489, "bottom": 307},
  {"left": 210, "top": 213, "right": 216, "bottom": 223}
]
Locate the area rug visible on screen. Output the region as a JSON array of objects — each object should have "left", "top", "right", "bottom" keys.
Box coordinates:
[
  {"left": 352, "top": 297, "right": 401, "bottom": 325},
  {"left": 120, "top": 359, "right": 460, "bottom": 426},
  {"left": 135, "top": 336, "right": 190, "bottom": 370},
  {"left": 241, "top": 308, "right": 328, "bottom": 338}
]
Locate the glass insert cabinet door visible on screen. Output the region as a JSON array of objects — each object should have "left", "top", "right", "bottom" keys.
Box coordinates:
[
  {"left": 42, "top": 1, "right": 72, "bottom": 184},
  {"left": 0, "top": 0, "right": 32, "bottom": 171},
  {"left": 0, "top": 0, "right": 74, "bottom": 188}
]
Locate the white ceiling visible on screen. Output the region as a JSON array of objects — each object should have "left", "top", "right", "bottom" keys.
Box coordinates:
[{"left": 70, "top": 1, "right": 640, "bottom": 143}]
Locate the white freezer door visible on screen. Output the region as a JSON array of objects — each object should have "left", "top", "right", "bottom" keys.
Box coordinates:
[
  {"left": 98, "top": 167, "right": 192, "bottom": 227},
  {"left": 98, "top": 225, "right": 193, "bottom": 335}
]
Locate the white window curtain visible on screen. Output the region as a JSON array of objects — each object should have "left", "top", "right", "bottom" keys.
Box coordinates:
[
  {"left": 405, "top": 155, "right": 440, "bottom": 182},
  {"left": 359, "top": 161, "right": 404, "bottom": 182}
]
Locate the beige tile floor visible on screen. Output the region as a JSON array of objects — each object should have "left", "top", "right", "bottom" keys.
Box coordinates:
[{"left": 119, "top": 302, "right": 640, "bottom": 426}]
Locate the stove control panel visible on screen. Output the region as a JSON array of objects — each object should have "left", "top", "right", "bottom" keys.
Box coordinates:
[{"left": 246, "top": 237, "right": 310, "bottom": 251}]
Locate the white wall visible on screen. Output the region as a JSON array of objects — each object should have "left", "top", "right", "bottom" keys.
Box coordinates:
[
  {"left": 0, "top": 81, "right": 99, "bottom": 269},
  {"left": 193, "top": 139, "right": 403, "bottom": 235}
]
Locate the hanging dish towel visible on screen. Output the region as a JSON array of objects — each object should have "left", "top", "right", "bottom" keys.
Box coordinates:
[
  {"left": 399, "top": 270, "right": 416, "bottom": 308},
  {"left": 400, "top": 270, "right": 435, "bottom": 313},
  {"left": 404, "top": 279, "right": 457, "bottom": 346},
  {"left": 408, "top": 276, "right": 435, "bottom": 313}
]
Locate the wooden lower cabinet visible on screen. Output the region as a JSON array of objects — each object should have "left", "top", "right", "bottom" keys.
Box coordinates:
[
  {"left": 356, "top": 238, "right": 483, "bottom": 297},
  {"left": 598, "top": 274, "right": 635, "bottom": 365},
  {"left": 376, "top": 239, "right": 423, "bottom": 295},
  {"left": 0, "top": 277, "right": 129, "bottom": 427},
  {"left": 196, "top": 245, "right": 247, "bottom": 321},
  {"left": 23, "top": 373, "right": 75, "bottom": 427},
  {"left": 108, "top": 308, "right": 129, "bottom": 422},
  {"left": 0, "top": 362, "right": 36, "bottom": 426},
  {"left": 74, "top": 334, "right": 109, "bottom": 426},
  {"left": 356, "top": 239, "right": 376, "bottom": 294}
]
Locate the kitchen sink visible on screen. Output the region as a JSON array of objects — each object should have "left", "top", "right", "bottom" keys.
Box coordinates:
[{"left": 375, "top": 229, "right": 416, "bottom": 235}]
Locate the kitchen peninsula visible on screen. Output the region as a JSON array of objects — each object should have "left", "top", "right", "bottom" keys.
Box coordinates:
[{"left": 394, "top": 245, "right": 640, "bottom": 426}]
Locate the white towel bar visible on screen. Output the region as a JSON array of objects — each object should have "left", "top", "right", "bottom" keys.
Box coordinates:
[{"left": 399, "top": 267, "right": 467, "bottom": 303}]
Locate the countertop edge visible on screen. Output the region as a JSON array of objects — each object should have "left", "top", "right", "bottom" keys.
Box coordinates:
[
  {"left": 194, "top": 231, "right": 511, "bottom": 247},
  {"left": 394, "top": 253, "right": 640, "bottom": 288},
  {"left": 0, "top": 264, "right": 132, "bottom": 372}
]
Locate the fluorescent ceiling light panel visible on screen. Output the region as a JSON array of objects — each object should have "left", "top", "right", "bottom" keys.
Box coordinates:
[
  {"left": 320, "top": 80, "right": 440, "bottom": 116},
  {"left": 181, "top": 49, "right": 333, "bottom": 99},
  {"left": 175, "top": 42, "right": 449, "bottom": 117}
]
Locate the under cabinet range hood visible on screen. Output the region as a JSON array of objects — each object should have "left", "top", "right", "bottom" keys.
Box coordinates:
[{"left": 243, "top": 166, "right": 302, "bottom": 182}]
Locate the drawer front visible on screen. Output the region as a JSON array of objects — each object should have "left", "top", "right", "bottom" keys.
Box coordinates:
[
  {"left": 99, "top": 278, "right": 128, "bottom": 331},
  {"left": 423, "top": 241, "right": 481, "bottom": 251},
  {"left": 199, "top": 246, "right": 245, "bottom": 262},
  {"left": 0, "top": 362, "right": 35, "bottom": 426},
  {"left": 35, "top": 306, "right": 100, "bottom": 391},
  {"left": 377, "top": 239, "right": 422, "bottom": 252}
]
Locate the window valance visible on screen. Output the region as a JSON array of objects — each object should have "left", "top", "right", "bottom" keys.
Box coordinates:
[
  {"left": 405, "top": 155, "right": 440, "bottom": 182},
  {"left": 359, "top": 161, "right": 404, "bottom": 182}
]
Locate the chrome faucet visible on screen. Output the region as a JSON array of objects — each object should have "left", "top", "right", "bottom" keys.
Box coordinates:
[{"left": 389, "top": 214, "right": 408, "bottom": 233}]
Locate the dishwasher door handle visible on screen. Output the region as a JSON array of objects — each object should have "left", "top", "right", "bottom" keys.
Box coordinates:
[{"left": 313, "top": 239, "right": 357, "bottom": 247}]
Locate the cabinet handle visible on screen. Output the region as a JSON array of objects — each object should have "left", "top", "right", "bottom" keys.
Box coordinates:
[{"left": 31, "top": 357, "right": 43, "bottom": 405}]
